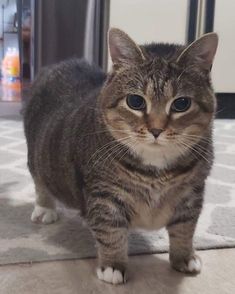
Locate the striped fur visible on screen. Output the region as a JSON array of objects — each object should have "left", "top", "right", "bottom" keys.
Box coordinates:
[{"left": 24, "top": 29, "right": 218, "bottom": 284}]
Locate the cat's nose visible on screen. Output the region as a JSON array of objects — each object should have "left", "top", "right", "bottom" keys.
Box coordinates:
[{"left": 149, "top": 128, "right": 163, "bottom": 139}]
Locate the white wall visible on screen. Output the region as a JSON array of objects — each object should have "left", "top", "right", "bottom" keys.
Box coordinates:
[
  {"left": 109, "top": 0, "right": 189, "bottom": 44},
  {"left": 108, "top": 0, "right": 189, "bottom": 67},
  {"left": 212, "top": 0, "right": 235, "bottom": 93}
]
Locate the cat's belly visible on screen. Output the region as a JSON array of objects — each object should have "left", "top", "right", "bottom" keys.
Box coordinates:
[{"left": 130, "top": 198, "right": 173, "bottom": 230}]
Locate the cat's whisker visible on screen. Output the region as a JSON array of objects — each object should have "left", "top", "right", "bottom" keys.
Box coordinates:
[
  {"left": 100, "top": 145, "right": 129, "bottom": 172},
  {"left": 108, "top": 138, "right": 136, "bottom": 169},
  {"left": 88, "top": 136, "right": 133, "bottom": 172},
  {"left": 175, "top": 135, "right": 213, "bottom": 151},
  {"left": 113, "top": 145, "right": 136, "bottom": 178},
  {"left": 142, "top": 135, "right": 212, "bottom": 163},
  {"left": 104, "top": 138, "right": 137, "bottom": 185},
  {"left": 100, "top": 137, "right": 135, "bottom": 170},
  {"left": 88, "top": 144, "right": 123, "bottom": 173},
  {"left": 177, "top": 139, "right": 211, "bottom": 164},
  {"left": 176, "top": 140, "right": 213, "bottom": 162},
  {"left": 173, "top": 141, "right": 189, "bottom": 159},
  {"left": 88, "top": 140, "right": 130, "bottom": 170},
  {"left": 86, "top": 140, "right": 118, "bottom": 167},
  {"left": 86, "top": 142, "right": 122, "bottom": 170},
  {"left": 108, "top": 139, "right": 138, "bottom": 182},
  {"left": 175, "top": 139, "right": 201, "bottom": 162},
  {"left": 174, "top": 132, "right": 212, "bottom": 143},
  {"left": 179, "top": 136, "right": 214, "bottom": 157},
  {"left": 100, "top": 144, "right": 127, "bottom": 170},
  {"left": 183, "top": 138, "right": 212, "bottom": 153},
  {"left": 214, "top": 107, "right": 225, "bottom": 116},
  {"left": 179, "top": 133, "right": 211, "bottom": 142},
  {"left": 87, "top": 136, "right": 131, "bottom": 168}
]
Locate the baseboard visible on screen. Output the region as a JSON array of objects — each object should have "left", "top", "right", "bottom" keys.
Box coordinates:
[
  {"left": 0, "top": 101, "right": 22, "bottom": 120},
  {"left": 216, "top": 93, "right": 235, "bottom": 119}
]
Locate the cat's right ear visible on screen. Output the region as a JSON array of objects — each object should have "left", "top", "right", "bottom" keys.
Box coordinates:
[{"left": 108, "top": 28, "right": 145, "bottom": 66}]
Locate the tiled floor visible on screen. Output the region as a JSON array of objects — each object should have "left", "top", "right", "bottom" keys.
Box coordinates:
[{"left": 0, "top": 249, "right": 234, "bottom": 294}]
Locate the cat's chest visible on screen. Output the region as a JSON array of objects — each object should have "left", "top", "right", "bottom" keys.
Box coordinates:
[
  {"left": 130, "top": 171, "right": 188, "bottom": 230},
  {"left": 130, "top": 184, "right": 171, "bottom": 230}
]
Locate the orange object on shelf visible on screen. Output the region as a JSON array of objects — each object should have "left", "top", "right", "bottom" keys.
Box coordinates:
[{"left": 1, "top": 47, "right": 21, "bottom": 90}]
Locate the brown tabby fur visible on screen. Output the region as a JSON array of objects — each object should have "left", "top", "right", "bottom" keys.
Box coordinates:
[{"left": 24, "top": 28, "right": 218, "bottom": 283}]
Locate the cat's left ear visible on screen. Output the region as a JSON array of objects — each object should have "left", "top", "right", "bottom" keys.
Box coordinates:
[
  {"left": 108, "top": 28, "right": 145, "bottom": 66},
  {"left": 177, "top": 33, "right": 218, "bottom": 71}
]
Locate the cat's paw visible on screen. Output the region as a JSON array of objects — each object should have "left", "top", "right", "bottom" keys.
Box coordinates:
[
  {"left": 171, "top": 254, "right": 202, "bottom": 274},
  {"left": 31, "top": 205, "right": 58, "bottom": 224},
  {"left": 97, "top": 267, "right": 126, "bottom": 285}
]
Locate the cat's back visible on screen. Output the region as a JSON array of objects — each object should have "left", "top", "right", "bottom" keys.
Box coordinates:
[
  {"left": 24, "top": 58, "right": 106, "bottom": 141},
  {"left": 26, "top": 58, "right": 106, "bottom": 113}
]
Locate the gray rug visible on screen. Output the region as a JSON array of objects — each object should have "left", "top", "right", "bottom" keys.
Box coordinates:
[{"left": 0, "top": 118, "right": 235, "bottom": 265}]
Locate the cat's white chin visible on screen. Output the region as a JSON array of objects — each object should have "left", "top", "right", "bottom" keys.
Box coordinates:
[{"left": 132, "top": 142, "right": 180, "bottom": 169}]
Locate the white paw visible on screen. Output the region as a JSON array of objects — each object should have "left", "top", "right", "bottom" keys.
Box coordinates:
[
  {"left": 171, "top": 254, "right": 202, "bottom": 274},
  {"left": 97, "top": 267, "right": 126, "bottom": 285},
  {"left": 187, "top": 255, "right": 202, "bottom": 273},
  {"left": 31, "top": 205, "right": 58, "bottom": 224}
]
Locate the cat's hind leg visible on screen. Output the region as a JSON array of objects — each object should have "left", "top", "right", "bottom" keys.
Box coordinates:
[{"left": 31, "top": 180, "right": 58, "bottom": 224}]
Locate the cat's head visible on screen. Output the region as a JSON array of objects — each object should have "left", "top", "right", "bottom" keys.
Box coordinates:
[{"left": 100, "top": 28, "right": 218, "bottom": 168}]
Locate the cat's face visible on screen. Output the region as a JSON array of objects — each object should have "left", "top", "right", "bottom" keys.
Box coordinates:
[{"left": 100, "top": 29, "right": 218, "bottom": 168}]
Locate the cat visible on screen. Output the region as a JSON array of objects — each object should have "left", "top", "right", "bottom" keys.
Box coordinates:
[{"left": 24, "top": 28, "right": 218, "bottom": 285}]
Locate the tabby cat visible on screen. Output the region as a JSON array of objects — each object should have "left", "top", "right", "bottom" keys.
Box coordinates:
[{"left": 24, "top": 28, "right": 218, "bottom": 285}]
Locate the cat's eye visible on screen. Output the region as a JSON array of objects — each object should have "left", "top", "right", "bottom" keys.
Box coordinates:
[
  {"left": 171, "top": 97, "right": 191, "bottom": 112},
  {"left": 126, "top": 95, "right": 146, "bottom": 111}
]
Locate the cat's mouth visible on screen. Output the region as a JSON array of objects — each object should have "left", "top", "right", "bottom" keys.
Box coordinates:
[
  {"left": 149, "top": 139, "right": 166, "bottom": 148},
  {"left": 152, "top": 139, "right": 163, "bottom": 145},
  {"left": 135, "top": 135, "right": 165, "bottom": 147}
]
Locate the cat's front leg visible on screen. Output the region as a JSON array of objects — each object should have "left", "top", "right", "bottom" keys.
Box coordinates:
[
  {"left": 95, "top": 228, "right": 128, "bottom": 285},
  {"left": 167, "top": 219, "right": 201, "bottom": 274},
  {"left": 87, "top": 201, "right": 129, "bottom": 285}
]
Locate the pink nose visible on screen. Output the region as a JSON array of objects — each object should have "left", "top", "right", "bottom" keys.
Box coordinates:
[{"left": 149, "top": 128, "right": 163, "bottom": 139}]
